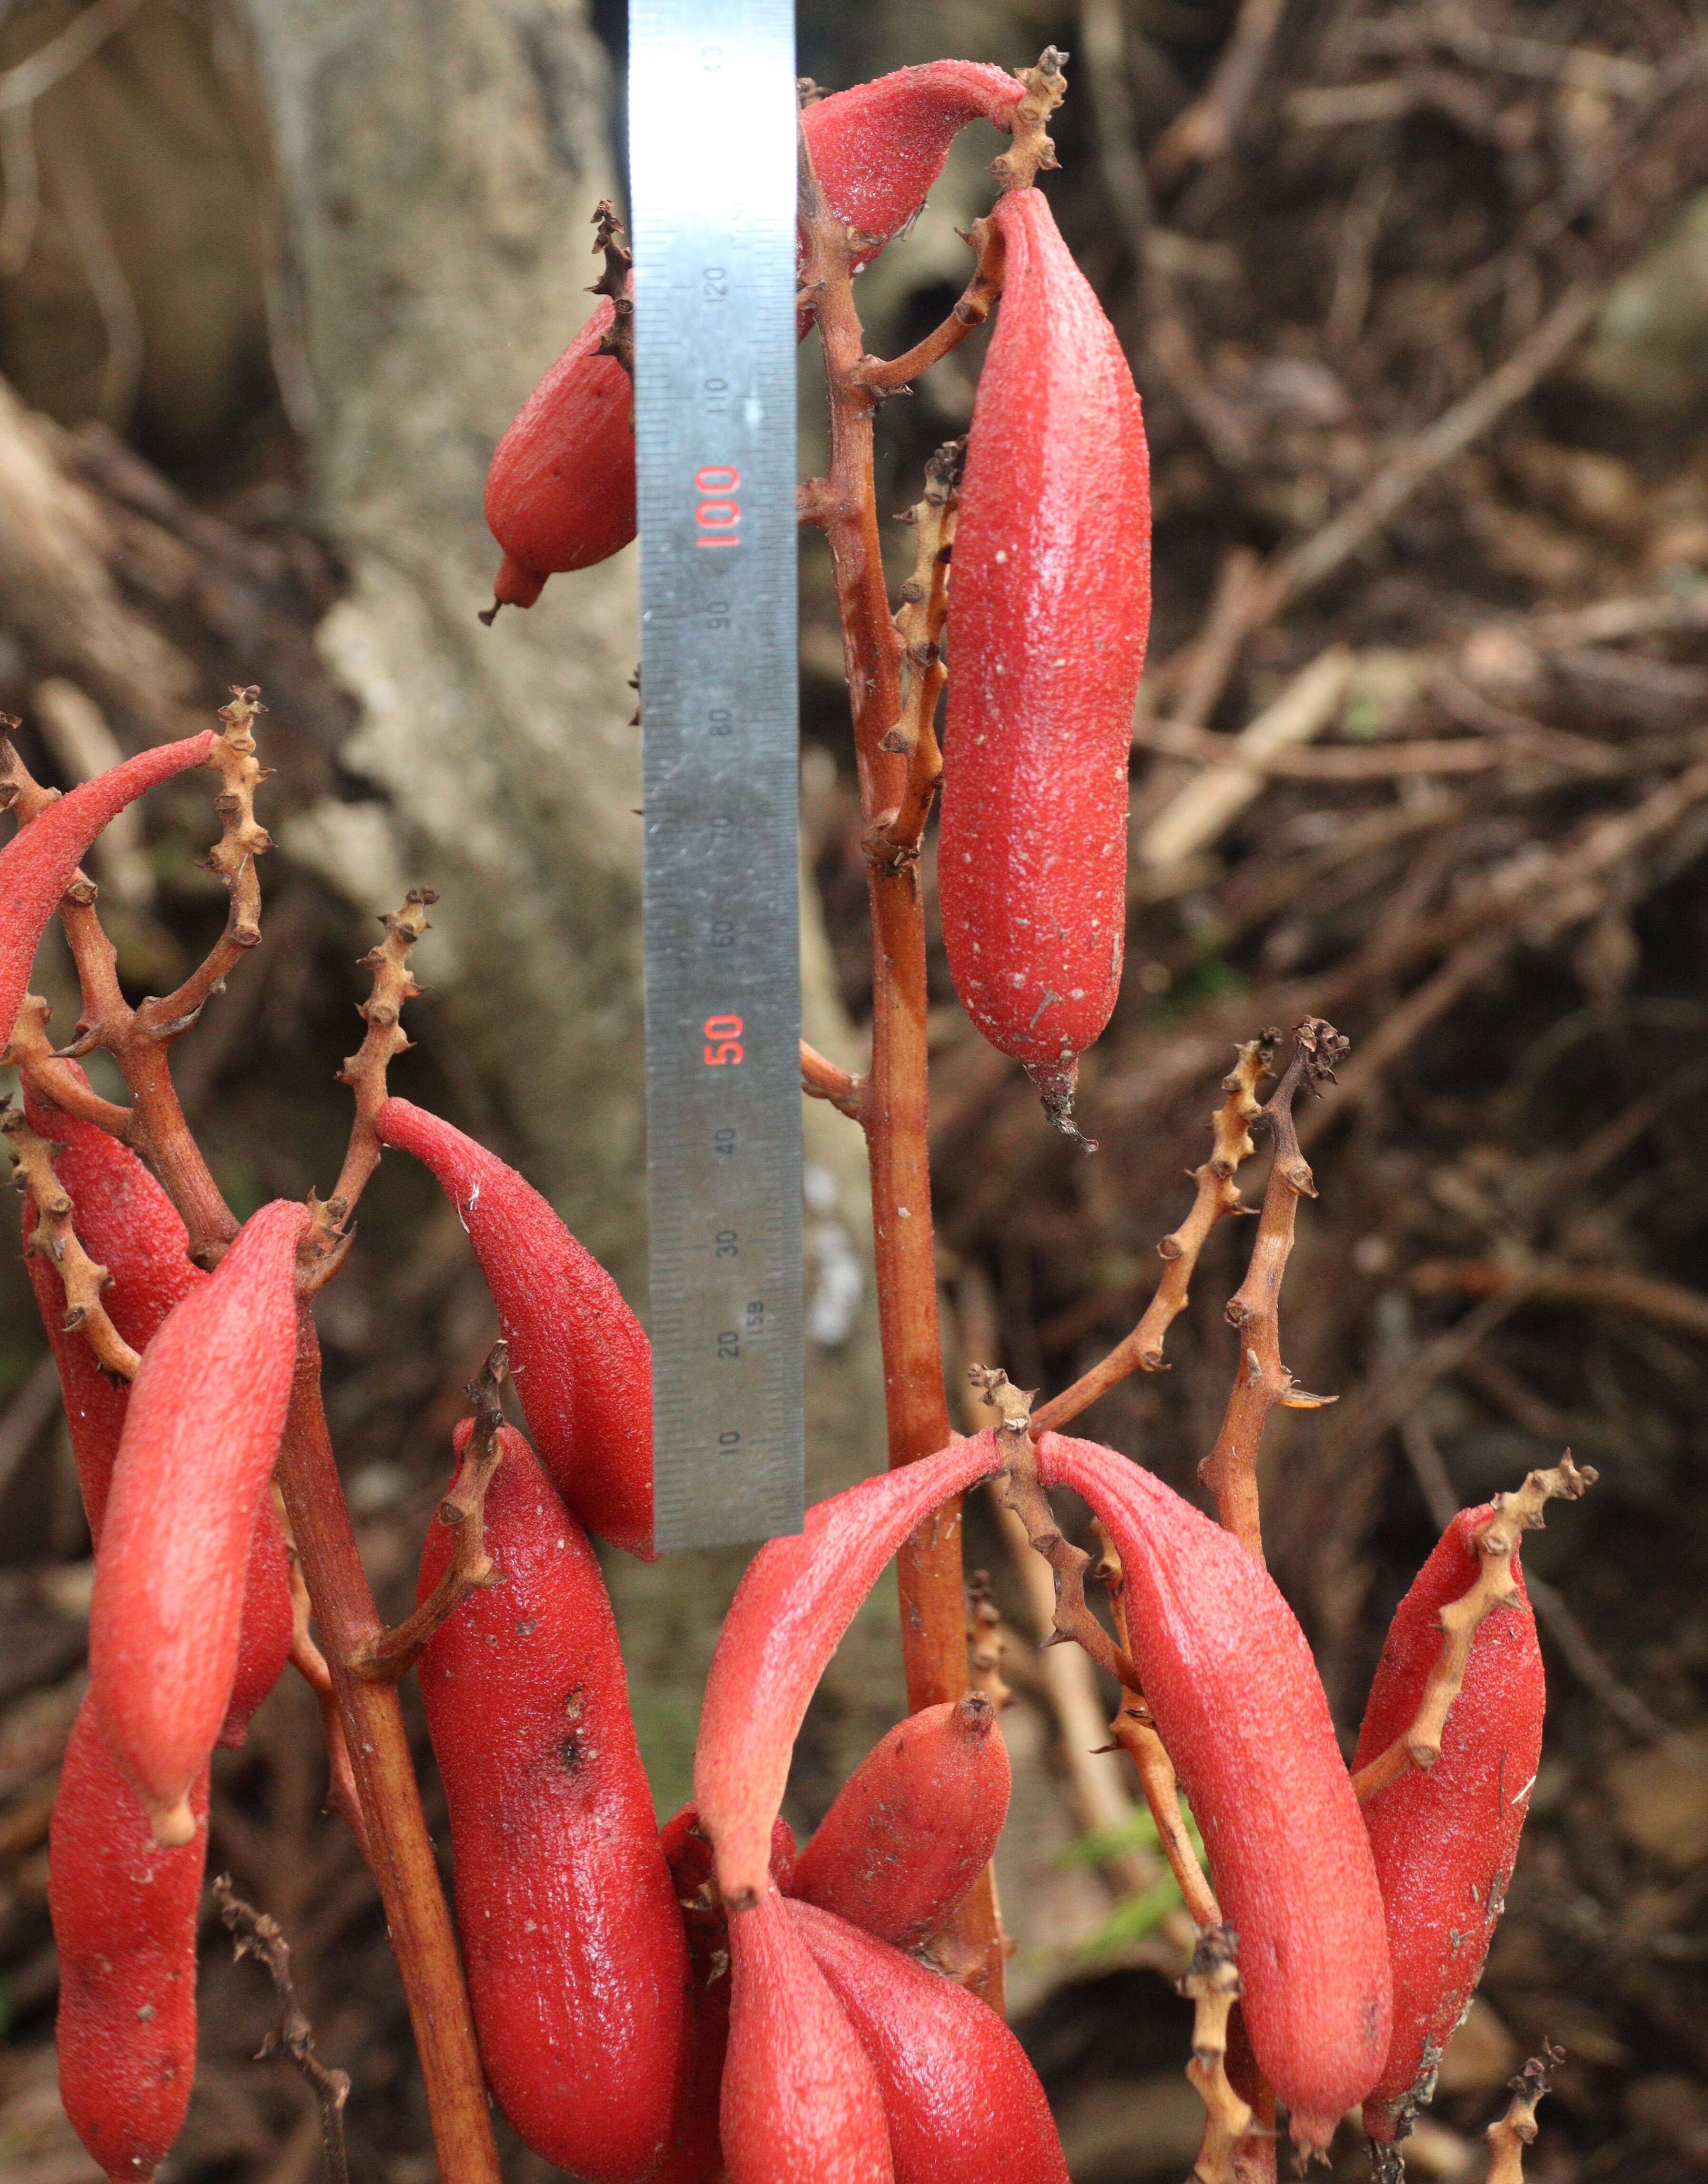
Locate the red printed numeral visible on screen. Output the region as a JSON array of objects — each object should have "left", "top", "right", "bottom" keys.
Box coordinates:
[
  {"left": 695, "top": 465, "right": 740, "bottom": 549},
  {"left": 704, "top": 1012, "right": 744, "bottom": 1066}
]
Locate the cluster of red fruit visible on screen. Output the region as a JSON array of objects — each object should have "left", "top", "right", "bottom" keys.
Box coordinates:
[{"left": 0, "top": 51, "right": 1550, "bottom": 2184}]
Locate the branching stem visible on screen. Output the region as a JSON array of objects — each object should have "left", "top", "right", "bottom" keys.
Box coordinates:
[
  {"left": 354, "top": 1344, "right": 510, "bottom": 1682},
  {"left": 1032, "top": 1035, "right": 1272, "bottom": 1435},
  {"left": 1199, "top": 1019, "right": 1347, "bottom": 1557}
]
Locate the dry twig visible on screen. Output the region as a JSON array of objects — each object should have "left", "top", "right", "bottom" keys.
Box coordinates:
[
  {"left": 1485, "top": 2044, "right": 1566, "bottom": 2184},
  {"left": 329, "top": 887, "right": 437, "bottom": 1218},
  {"left": 1199, "top": 1019, "right": 1347, "bottom": 1558},
  {"left": 3, "top": 1102, "right": 139, "bottom": 1379},
  {"left": 973, "top": 1365, "right": 1143, "bottom": 1696},
  {"left": 212, "top": 1876, "right": 351, "bottom": 2184},
  {"left": 1179, "top": 1925, "right": 1255, "bottom": 2184},
  {"left": 1033, "top": 1034, "right": 1270, "bottom": 1433}
]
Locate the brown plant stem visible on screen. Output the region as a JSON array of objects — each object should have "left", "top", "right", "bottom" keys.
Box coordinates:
[
  {"left": 283, "top": 1537, "right": 371, "bottom": 1860},
  {"left": 854, "top": 221, "right": 1004, "bottom": 395},
  {"left": 1180, "top": 1926, "right": 1255, "bottom": 2184},
  {"left": 799, "top": 106, "right": 1022, "bottom": 1995},
  {"left": 1031, "top": 1034, "right": 1271, "bottom": 1434},
  {"left": 354, "top": 1344, "right": 509, "bottom": 1681},
  {"left": 1353, "top": 1456, "right": 1597, "bottom": 1802},
  {"left": 212, "top": 1875, "right": 352, "bottom": 2184},
  {"left": 1198, "top": 1019, "right": 1347, "bottom": 1557},
  {"left": 330, "top": 889, "right": 437, "bottom": 1214},
  {"left": 1486, "top": 2045, "right": 1566, "bottom": 2184},
  {"left": 275, "top": 1313, "right": 500, "bottom": 2184},
  {"left": 798, "top": 1038, "right": 862, "bottom": 1117},
  {"left": 4, "top": 1100, "right": 140, "bottom": 1378},
  {"left": 972, "top": 1366, "right": 1144, "bottom": 1696}
]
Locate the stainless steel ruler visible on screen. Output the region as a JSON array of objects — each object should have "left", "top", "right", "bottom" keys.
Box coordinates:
[{"left": 629, "top": 0, "right": 804, "bottom": 1551}]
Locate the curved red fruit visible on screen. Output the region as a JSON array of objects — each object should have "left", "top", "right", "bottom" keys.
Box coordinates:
[
  {"left": 88, "top": 1199, "right": 308, "bottom": 1844},
  {"left": 939, "top": 187, "right": 1151, "bottom": 1132},
  {"left": 790, "top": 1899, "right": 1068, "bottom": 2184},
  {"left": 20, "top": 1092, "right": 292, "bottom": 1748},
  {"left": 695, "top": 1434, "right": 1001, "bottom": 1909},
  {"left": 484, "top": 294, "right": 636, "bottom": 609},
  {"left": 656, "top": 1806, "right": 798, "bottom": 2184},
  {"left": 1038, "top": 1433, "right": 1391, "bottom": 2151},
  {"left": 723, "top": 1888, "right": 893, "bottom": 2184},
  {"left": 1354, "top": 1509, "right": 1545, "bottom": 2146},
  {"left": 419, "top": 1421, "right": 686, "bottom": 2184},
  {"left": 802, "top": 63, "right": 1023, "bottom": 272},
  {"left": 790, "top": 1695, "right": 1009, "bottom": 1948},
  {"left": 50, "top": 1696, "right": 209, "bottom": 2184},
  {"left": 0, "top": 731, "right": 213, "bottom": 1052},
  {"left": 376, "top": 1096, "right": 653, "bottom": 1557}
]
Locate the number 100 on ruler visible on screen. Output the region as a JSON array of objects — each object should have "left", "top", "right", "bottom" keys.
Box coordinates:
[{"left": 629, "top": 0, "right": 804, "bottom": 1552}]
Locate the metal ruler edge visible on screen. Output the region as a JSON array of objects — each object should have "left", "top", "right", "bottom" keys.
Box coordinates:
[{"left": 629, "top": 0, "right": 804, "bottom": 1552}]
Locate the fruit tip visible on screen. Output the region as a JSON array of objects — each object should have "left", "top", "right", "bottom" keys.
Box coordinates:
[{"left": 148, "top": 1794, "right": 197, "bottom": 1849}]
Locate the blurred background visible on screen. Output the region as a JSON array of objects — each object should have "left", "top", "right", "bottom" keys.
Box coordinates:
[{"left": 3, "top": 0, "right": 1708, "bottom": 2178}]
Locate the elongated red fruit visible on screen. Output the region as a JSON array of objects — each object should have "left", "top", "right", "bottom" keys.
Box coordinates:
[
  {"left": 802, "top": 63, "right": 1023, "bottom": 272},
  {"left": 1354, "top": 1509, "right": 1545, "bottom": 2148},
  {"left": 656, "top": 1806, "right": 798, "bottom": 2184},
  {"left": 790, "top": 1695, "right": 1009, "bottom": 1948},
  {"left": 89, "top": 1199, "right": 307, "bottom": 1845},
  {"left": 790, "top": 1899, "right": 1069, "bottom": 2184},
  {"left": 376, "top": 1095, "right": 653, "bottom": 1556},
  {"left": 939, "top": 187, "right": 1151, "bottom": 1139},
  {"left": 695, "top": 1434, "right": 1001, "bottom": 1909},
  {"left": 484, "top": 294, "right": 636, "bottom": 612},
  {"left": 723, "top": 1888, "right": 893, "bottom": 2184},
  {"left": 419, "top": 1421, "right": 686, "bottom": 2183},
  {"left": 20, "top": 1090, "right": 292, "bottom": 1748},
  {"left": 1038, "top": 1433, "right": 1391, "bottom": 2151},
  {"left": 50, "top": 1696, "right": 209, "bottom": 2184},
  {"left": 0, "top": 730, "right": 213, "bottom": 1052}
]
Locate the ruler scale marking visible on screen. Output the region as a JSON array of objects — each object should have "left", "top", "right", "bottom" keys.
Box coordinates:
[{"left": 630, "top": 0, "right": 804, "bottom": 1551}]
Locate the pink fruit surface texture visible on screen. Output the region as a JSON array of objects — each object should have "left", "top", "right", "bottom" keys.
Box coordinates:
[
  {"left": 789, "top": 1695, "right": 1010, "bottom": 1948},
  {"left": 790, "top": 1899, "right": 1069, "bottom": 2184},
  {"left": 1039, "top": 1432, "right": 1392, "bottom": 2150},
  {"left": 50, "top": 1697, "right": 209, "bottom": 2184},
  {"left": 0, "top": 730, "right": 212, "bottom": 1049},
  {"left": 722, "top": 1889, "right": 893, "bottom": 2184},
  {"left": 418, "top": 1421, "right": 686, "bottom": 2184},
  {"left": 87, "top": 1199, "right": 306, "bottom": 1843},
  {"left": 938, "top": 185, "right": 1151, "bottom": 1123}
]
